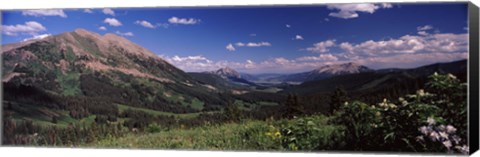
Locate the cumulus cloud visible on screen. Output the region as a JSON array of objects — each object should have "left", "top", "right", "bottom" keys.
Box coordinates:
[
  {"left": 135, "top": 20, "right": 156, "bottom": 28},
  {"left": 2, "top": 21, "right": 46, "bottom": 36},
  {"left": 338, "top": 33, "right": 468, "bottom": 57},
  {"left": 98, "top": 26, "right": 107, "bottom": 31},
  {"left": 22, "top": 9, "right": 67, "bottom": 18},
  {"left": 305, "top": 39, "right": 336, "bottom": 53},
  {"left": 327, "top": 3, "right": 392, "bottom": 19},
  {"left": 294, "top": 35, "right": 304, "bottom": 40},
  {"left": 226, "top": 43, "right": 236, "bottom": 51},
  {"left": 22, "top": 34, "right": 51, "bottom": 42},
  {"left": 83, "top": 9, "right": 93, "bottom": 13},
  {"left": 168, "top": 17, "right": 199, "bottom": 25},
  {"left": 286, "top": 24, "right": 291, "bottom": 28},
  {"left": 102, "top": 8, "right": 115, "bottom": 16},
  {"left": 103, "top": 18, "right": 122, "bottom": 27},
  {"left": 296, "top": 54, "right": 338, "bottom": 61},
  {"left": 417, "top": 25, "right": 433, "bottom": 31},
  {"left": 115, "top": 31, "right": 134, "bottom": 37}
]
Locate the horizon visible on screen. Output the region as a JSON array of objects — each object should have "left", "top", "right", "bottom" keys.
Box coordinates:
[{"left": 1, "top": 3, "right": 469, "bottom": 73}]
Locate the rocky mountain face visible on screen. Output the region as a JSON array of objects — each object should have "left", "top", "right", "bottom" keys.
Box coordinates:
[{"left": 207, "top": 67, "right": 241, "bottom": 79}]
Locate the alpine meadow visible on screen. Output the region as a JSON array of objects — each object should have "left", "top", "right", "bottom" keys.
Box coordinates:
[{"left": 1, "top": 3, "right": 471, "bottom": 154}]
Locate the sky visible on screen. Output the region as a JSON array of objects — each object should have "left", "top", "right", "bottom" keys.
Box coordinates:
[{"left": 1, "top": 3, "right": 469, "bottom": 74}]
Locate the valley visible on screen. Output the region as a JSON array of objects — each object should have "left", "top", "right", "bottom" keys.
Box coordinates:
[{"left": 1, "top": 29, "right": 468, "bottom": 153}]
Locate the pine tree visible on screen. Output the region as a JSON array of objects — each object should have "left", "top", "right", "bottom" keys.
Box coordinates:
[
  {"left": 284, "top": 94, "right": 304, "bottom": 118},
  {"left": 330, "top": 87, "right": 348, "bottom": 114}
]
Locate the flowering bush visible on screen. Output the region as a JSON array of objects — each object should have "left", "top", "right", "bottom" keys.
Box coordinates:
[
  {"left": 416, "top": 117, "right": 469, "bottom": 154},
  {"left": 331, "top": 73, "right": 468, "bottom": 153}
]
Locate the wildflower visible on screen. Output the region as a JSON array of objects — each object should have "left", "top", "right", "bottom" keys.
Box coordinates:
[
  {"left": 389, "top": 103, "right": 397, "bottom": 109},
  {"left": 419, "top": 126, "right": 429, "bottom": 135},
  {"left": 429, "top": 131, "right": 440, "bottom": 141},
  {"left": 438, "top": 125, "right": 446, "bottom": 131},
  {"left": 427, "top": 117, "right": 436, "bottom": 125},
  {"left": 446, "top": 125, "right": 457, "bottom": 134},
  {"left": 434, "top": 72, "right": 438, "bottom": 76},
  {"left": 416, "top": 136, "right": 424, "bottom": 142},
  {"left": 448, "top": 73, "right": 456, "bottom": 79},
  {"left": 344, "top": 102, "right": 349, "bottom": 106},
  {"left": 455, "top": 145, "right": 469, "bottom": 154},
  {"left": 274, "top": 131, "right": 281, "bottom": 138},
  {"left": 442, "top": 140, "right": 452, "bottom": 149},
  {"left": 417, "top": 89, "right": 425, "bottom": 96},
  {"left": 452, "top": 135, "right": 462, "bottom": 144},
  {"left": 375, "top": 112, "right": 381, "bottom": 117},
  {"left": 439, "top": 131, "right": 449, "bottom": 139}
]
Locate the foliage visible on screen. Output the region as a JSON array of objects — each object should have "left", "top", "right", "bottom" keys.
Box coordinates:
[{"left": 331, "top": 73, "right": 468, "bottom": 153}]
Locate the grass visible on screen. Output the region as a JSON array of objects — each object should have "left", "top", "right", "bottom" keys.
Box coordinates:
[
  {"left": 116, "top": 104, "right": 208, "bottom": 119},
  {"left": 88, "top": 114, "right": 342, "bottom": 151}
]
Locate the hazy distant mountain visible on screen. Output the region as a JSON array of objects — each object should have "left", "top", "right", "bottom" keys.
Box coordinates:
[
  {"left": 270, "top": 62, "right": 373, "bottom": 83},
  {"left": 282, "top": 59, "right": 467, "bottom": 95},
  {"left": 204, "top": 67, "right": 258, "bottom": 87}
]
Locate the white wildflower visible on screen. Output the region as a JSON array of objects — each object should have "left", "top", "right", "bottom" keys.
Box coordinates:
[
  {"left": 446, "top": 125, "right": 457, "bottom": 134},
  {"left": 442, "top": 140, "right": 452, "bottom": 149},
  {"left": 455, "top": 145, "right": 469, "bottom": 154},
  {"left": 427, "top": 117, "right": 436, "bottom": 125},
  {"left": 439, "top": 131, "right": 449, "bottom": 139},
  {"left": 419, "top": 126, "right": 429, "bottom": 135},
  {"left": 448, "top": 73, "right": 456, "bottom": 79},
  {"left": 429, "top": 131, "right": 440, "bottom": 141},
  {"left": 417, "top": 89, "right": 425, "bottom": 96}
]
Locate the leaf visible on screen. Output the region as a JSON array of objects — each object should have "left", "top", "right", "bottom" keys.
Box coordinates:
[{"left": 384, "top": 132, "right": 395, "bottom": 141}]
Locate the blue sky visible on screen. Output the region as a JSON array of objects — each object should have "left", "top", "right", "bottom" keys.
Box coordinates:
[{"left": 1, "top": 3, "right": 469, "bottom": 74}]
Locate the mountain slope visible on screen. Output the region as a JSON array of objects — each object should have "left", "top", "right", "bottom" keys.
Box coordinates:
[
  {"left": 205, "top": 67, "right": 258, "bottom": 87},
  {"left": 2, "top": 28, "right": 228, "bottom": 113}
]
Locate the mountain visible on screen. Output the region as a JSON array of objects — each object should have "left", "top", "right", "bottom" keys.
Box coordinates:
[
  {"left": 2, "top": 28, "right": 228, "bottom": 113},
  {"left": 270, "top": 62, "right": 373, "bottom": 83},
  {"left": 283, "top": 59, "right": 467, "bottom": 96},
  {"left": 205, "top": 67, "right": 258, "bottom": 86}
]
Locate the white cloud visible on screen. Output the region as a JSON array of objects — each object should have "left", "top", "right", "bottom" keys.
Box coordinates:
[
  {"left": 22, "top": 9, "right": 67, "bottom": 18},
  {"left": 226, "top": 43, "right": 236, "bottom": 51},
  {"left": 338, "top": 33, "right": 468, "bottom": 57},
  {"left": 22, "top": 34, "right": 51, "bottom": 42},
  {"left": 355, "top": 52, "right": 467, "bottom": 69},
  {"left": 324, "top": 18, "right": 330, "bottom": 22},
  {"left": 135, "top": 20, "right": 156, "bottom": 28},
  {"left": 2, "top": 21, "right": 46, "bottom": 36},
  {"left": 305, "top": 39, "right": 336, "bottom": 53},
  {"left": 235, "top": 42, "right": 271, "bottom": 47},
  {"left": 83, "top": 9, "right": 93, "bottom": 13},
  {"left": 115, "top": 31, "right": 134, "bottom": 37},
  {"left": 327, "top": 3, "right": 392, "bottom": 19},
  {"left": 296, "top": 54, "right": 338, "bottom": 61},
  {"left": 98, "top": 26, "right": 107, "bottom": 31},
  {"left": 247, "top": 42, "right": 271, "bottom": 47},
  {"left": 417, "top": 25, "right": 433, "bottom": 31},
  {"left": 286, "top": 24, "right": 291, "bottom": 28},
  {"left": 417, "top": 31, "right": 429, "bottom": 36},
  {"left": 250, "top": 33, "right": 257, "bottom": 37},
  {"left": 103, "top": 18, "right": 122, "bottom": 27},
  {"left": 102, "top": 8, "right": 115, "bottom": 16},
  {"left": 294, "top": 35, "right": 304, "bottom": 40},
  {"left": 168, "top": 17, "right": 199, "bottom": 25}
]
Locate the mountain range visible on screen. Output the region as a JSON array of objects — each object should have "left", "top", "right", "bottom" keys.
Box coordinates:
[{"left": 2, "top": 28, "right": 468, "bottom": 114}]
